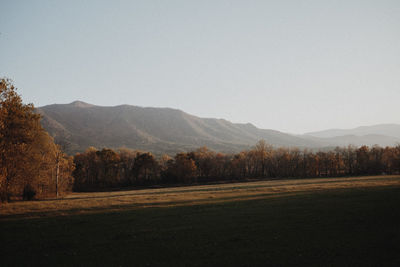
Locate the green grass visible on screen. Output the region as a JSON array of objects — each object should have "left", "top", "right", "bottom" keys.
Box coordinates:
[{"left": 1, "top": 186, "right": 400, "bottom": 266}]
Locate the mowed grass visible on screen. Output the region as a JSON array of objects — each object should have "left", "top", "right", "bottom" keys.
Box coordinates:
[{"left": 1, "top": 176, "right": 400, "bottom": 266}]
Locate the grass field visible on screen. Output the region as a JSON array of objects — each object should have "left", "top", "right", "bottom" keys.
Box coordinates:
[{"left": 1, "top": 176, "right": 400, "bottom": 266}]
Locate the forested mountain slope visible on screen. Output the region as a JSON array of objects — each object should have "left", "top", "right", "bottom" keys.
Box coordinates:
[{"left": 38, "top": 101, "right": 319, "bottom": 154}]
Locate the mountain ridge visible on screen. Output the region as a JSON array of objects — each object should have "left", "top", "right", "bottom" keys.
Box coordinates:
[
  {"left": 37, "top": 101, "right": 400, "bottom": 155},
  {"left": 37, "top": 101, "right": 320, "bottom": 154}
]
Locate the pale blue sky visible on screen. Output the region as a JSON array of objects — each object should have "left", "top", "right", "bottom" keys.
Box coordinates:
[{"left": 1, "top": 0, "right": 399, "bottom": 133}]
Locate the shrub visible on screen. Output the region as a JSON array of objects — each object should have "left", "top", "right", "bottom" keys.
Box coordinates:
[{"left": 23, "top": 184, "right": 36, "bottom": 201}]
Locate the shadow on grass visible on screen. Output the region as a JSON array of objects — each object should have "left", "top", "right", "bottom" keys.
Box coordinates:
[
  {"left": 2, "top": 184, "right": 399, "bottom": 221},
  {"left": 1, "top": 186, "right": 400, "bottom": 266}
]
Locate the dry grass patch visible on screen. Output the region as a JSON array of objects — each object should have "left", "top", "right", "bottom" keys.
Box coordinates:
[{"left": 1, "top": 175, "right": 400, "bottom": 219}]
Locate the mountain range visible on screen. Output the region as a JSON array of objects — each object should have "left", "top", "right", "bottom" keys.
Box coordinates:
[{"left": 37, "top": 101, "right": 400, "bottom": 155}]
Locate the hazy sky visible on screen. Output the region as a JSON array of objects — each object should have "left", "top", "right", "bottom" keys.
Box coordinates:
[{"left": 1, "top": 0, "right": 399, "bottom": 133}]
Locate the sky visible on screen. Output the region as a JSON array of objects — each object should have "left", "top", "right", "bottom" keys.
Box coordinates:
[{"left": 1, "top": 0, "right": 399, "bottom": 134}]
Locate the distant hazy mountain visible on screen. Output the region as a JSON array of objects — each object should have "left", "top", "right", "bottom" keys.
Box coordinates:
[
  {"left": 37, "top": 101, "right": 320, "bottom": 155},
  {"left": 303, "top": 124, "right": 400, "bottom": 147},
  {"left": 302, "top": 134, "right": 400, "bottom": 147},
  {"left": 305, "top": 124, "right": 400, "bottom": 138}
]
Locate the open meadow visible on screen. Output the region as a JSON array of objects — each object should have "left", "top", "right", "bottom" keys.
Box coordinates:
[{"left": 1, "top": 176, "right": 400, "bottom": 266}]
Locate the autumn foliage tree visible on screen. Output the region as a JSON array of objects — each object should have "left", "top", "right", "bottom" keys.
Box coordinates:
[
  {"left": 133, "top": 152, "right": 159, "bottom": 184},
  {"left": 167, "top": 153, "right": 197, "bottom": 183},
  {"left": 0, "top": 79, "right": 74, "bottom": 201}
]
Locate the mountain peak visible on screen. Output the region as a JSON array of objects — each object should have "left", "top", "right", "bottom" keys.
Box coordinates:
[{"left": 69, "top": 101, "right": 94, "bottom": 108}]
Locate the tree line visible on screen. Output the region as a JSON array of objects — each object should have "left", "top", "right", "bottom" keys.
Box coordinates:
[{"left": 73, "top": 141, "right": 400, "bottom": 191}]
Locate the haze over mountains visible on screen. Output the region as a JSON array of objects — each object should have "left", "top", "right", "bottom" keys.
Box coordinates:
[
  {"left": 38, "top": 101, "right": 400, "bottom": 155},
  {"left": 306, "top": 124, "right": 400, "bottom": 139}
]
